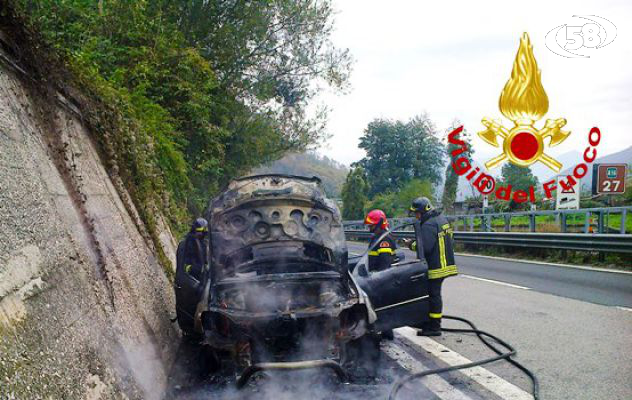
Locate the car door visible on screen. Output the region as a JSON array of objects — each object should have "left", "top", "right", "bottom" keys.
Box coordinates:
[{"left": 352, "top": 230, "right": 429, "bottom": 332}]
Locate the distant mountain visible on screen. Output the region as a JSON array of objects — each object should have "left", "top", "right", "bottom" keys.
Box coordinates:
[
  {"left": 531, "top": 150, "right": 581, "bottom": 182},
  {"left": 548, "top": 146, "right": 632, "bottom": 191},
  {"left": 252, "top": 152, "right": 349, "bottom": 197},
  {"left": 446, "top": 147, "right": 632, "bottom": 201}
]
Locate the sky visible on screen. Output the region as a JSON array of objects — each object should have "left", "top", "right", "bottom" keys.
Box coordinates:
[{"left": 316, "top": 0, "right": 631, "bottom": 170}]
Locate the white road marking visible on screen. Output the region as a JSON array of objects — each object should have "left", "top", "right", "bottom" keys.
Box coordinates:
[
  {"left": 615, "top": 306, "right": 632, "bottom": 313},
  {"left": 382, "top": 342, "right": 474, "bottom": 400},
  {"left": 460, "top": 274, "right": 531, "bottom": 290},
  {"left": 456, "top": 253, "right": 632, "bottom": 275},
  {"left": 395, "top": 327, "right": 534, "bottom": 400}
]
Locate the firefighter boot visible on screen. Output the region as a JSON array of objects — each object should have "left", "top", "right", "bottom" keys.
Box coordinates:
[{"left": 417, "top": 317, "right": 442, "bottom": 337}]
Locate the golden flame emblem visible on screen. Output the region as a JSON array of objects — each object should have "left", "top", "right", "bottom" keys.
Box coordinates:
[{"left": 479, "top": 33, "right": 570, "bottom": 172}]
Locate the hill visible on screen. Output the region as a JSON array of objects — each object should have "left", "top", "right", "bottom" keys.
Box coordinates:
[
  {"left": 548, "top": 146, "right": 632, "bottom": 191},
  {"left": 252, "top": 152, "right": 349, "bottom": 197}
]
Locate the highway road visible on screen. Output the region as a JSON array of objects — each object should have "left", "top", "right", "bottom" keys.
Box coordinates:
[
  {"left": 348, "top": 242, "right": 632, "bottom": 400},
  {"left": 348, "top": 243, "right": 632, "bottom": 309}
]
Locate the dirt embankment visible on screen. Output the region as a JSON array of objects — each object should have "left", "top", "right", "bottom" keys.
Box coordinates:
[{"left": 0, "top": 32, "right": 180, "bottom": 399}]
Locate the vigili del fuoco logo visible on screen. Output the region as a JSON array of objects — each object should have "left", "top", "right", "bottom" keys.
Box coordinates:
[{"left": 448, "top": 32, "right": 603, "bottom": 204}]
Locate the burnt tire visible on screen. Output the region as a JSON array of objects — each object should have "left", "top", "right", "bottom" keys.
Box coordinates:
[
  {"left": 198, "top": 346, "right": 221, "bottom": 376},
  {"left": 176, "top": 308, "right": 198, "bottom": 339},
  {"left": 342, "top": 334, "right": 382, "bottom": 380}
]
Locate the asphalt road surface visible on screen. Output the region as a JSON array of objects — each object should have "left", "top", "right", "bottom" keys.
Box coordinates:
[{"left": 348, "top": 242, "right": 632, "bottom": 400}]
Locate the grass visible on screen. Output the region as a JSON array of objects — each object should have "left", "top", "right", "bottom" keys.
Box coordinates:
[
  {"left": 452, "top": 212, "right": 631, "bottom": 233},
  {"left": 454, "top": 243, "right": 632, "bottom": 270}
]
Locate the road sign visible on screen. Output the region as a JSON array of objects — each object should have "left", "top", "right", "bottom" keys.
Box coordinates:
[
  {"left": 592, "top": 164, "right": 627, "bottom": 194},
  {"left": 556, "top": 175, "right": 580, "bottom": 210}
]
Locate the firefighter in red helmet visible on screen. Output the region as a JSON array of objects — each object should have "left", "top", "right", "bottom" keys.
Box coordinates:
[{"left": 364, "top": 209, "right": 397, "bottom": 273}]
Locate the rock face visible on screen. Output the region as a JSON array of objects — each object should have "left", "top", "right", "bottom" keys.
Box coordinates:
[{"left": 0, "top": 42, "right": 179, "bottom": 398}]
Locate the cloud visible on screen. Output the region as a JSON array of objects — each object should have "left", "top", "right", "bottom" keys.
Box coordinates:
[{"left": 317, "top": 0, "right": 632, "bottom": 167}]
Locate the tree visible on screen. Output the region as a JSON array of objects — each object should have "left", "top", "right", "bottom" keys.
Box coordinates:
[
  {"left": 356, "top": 114, "right": 444, "bottom": 197},
  {"left": 500, "top": 164, "right": 539, "bottom": 210},
  {"left": 365, "top": 179, "right": 435, "bottom": 218},
  {"left": 253, "top": 152, "right": 348, "bottom": 197},
  {"left": 341, "top": 168, "right": 368, "bottom": 220},
  {"left": 169, "top": 0, "right": 352, "bottom": 150},
  {"left": 14, "top": 0, "right": 352, "bottom": 224},
  {"left": 442, "top": 120, "right": 474, "bottom": 212}
]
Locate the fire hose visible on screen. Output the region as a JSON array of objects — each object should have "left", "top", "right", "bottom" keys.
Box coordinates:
[{"left": 388, "top": 315, "right": 540, "bottom": 400}]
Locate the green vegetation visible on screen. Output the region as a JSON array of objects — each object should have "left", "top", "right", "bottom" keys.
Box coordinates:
[
  {"left": 341, "top": 167, "right": 369, "bottom": 220},
  {"left": 253, "top": 152, "right": 348, "bottom": 197},
  {"left": 452, "top": 212, "right": 631, "bottom": 234},
  {"left": 497, "top": 163, "right": 539, "bottom": 211},
  {"left": 365, "top": 179, "right": 435, "bottom": 218},
  {"left": 6, "top": 0, "right": 350, "bottom": 239},
  {"left": 454, "top": 243, "right": 632, "bottom": 270},
  {"left": 357, "top": 115, "right": 444, "bottom": 197},
  {"left": 442, "top": 121, "right": 473, "bottom": 212},
  {"left": 342, "top": 114, "right": 444, "bottom": 219}
]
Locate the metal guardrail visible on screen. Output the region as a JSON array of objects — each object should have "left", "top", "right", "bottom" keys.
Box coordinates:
[
  {"left": 343, "top": 229, "right": 632, "bottom": 254},
  {"left": 344, "top": 206, "right": 632, "bottom": 234}
]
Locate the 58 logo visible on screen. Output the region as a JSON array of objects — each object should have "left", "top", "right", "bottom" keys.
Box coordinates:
[{"left": 545, "top": 15, "right": 617, "bottom": 58}]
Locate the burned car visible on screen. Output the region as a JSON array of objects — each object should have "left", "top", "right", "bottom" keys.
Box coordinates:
[{"left": 174, "top": 174, "right": 430, "bottom": 382}]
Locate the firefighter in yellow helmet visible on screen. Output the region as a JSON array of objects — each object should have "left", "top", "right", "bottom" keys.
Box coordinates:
[{"left": 408, "top": 197, "right": 457, "bottom": 336}]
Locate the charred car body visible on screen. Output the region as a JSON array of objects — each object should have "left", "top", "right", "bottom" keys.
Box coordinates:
[{"left": 175, "top": 175, "right": 430, "bottom": 380}]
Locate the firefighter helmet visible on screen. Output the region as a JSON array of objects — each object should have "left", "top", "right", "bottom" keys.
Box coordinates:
[
  {"left": 364, "top": 209, "right": 389, "bottom": 230},
  {"left": 410, "top": 197, "right": 434, "bottom": 214},
  {"left": 191, "top": 218, "right": 208, "bottom": 233}
]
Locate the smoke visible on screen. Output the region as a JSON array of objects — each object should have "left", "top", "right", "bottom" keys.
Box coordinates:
[
  {"left": 117, "top": 340, "right": 167, "bottom": 400},
  {"left": 172, "top": 367, "right": 400, "bottom": 400}
]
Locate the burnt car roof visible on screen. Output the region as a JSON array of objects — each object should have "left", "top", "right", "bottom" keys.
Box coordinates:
[{"left": 210, "top": 174, "right": 333, "bottom": 215}]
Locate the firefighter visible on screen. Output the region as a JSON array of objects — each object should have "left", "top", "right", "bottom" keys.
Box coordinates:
[
  {"left": 364, "top": 209, "right": 397, "bottom": 273},
  {"left": 177, "top": 217, "right": 209, "bottom": 281},
  {"left": 407, "top": 197, "right": 457, "bottom": 336},
  {"left": 364, "top": 209, "right": 397, "bottom": 341}
]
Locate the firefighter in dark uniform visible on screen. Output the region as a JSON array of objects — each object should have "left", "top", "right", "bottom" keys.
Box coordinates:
[
  {"left": 364, "top": 209, "right": 397, "bottom": 272},
  {"left": 177, "top": 218, "right": 208, "bottom": 282},
  {"left": 407, "top": 197, "right": 458, "bottom": 336},
  {"left": 174, "top": 218, "right": 209, "bottom": 337}
]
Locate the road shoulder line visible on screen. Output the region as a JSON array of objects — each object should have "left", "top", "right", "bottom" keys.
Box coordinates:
[
  {"left": 455, "top": 252, "right": 632, "bottom": 275},
  {"left": 460, "top": 274, "right": 531, "bottom": 290},
  {"left": 395, "top": 327, "right": 533, "bottom": 400},
  {"left": 382, "top": 342, "right": 475, "bottom": 400}
]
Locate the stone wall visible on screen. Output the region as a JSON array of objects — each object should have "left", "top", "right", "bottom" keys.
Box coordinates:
[{"left": 0, "top": 44, "right": 179, "bottom": 399}]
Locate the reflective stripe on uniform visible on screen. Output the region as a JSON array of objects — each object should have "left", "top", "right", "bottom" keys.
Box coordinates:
[
  {"left": 377, "top": 247, "right": 394, "bottom": 254},
  {"left": 428, "top": 264, "right": 458, "bottom": 279},
  {"left": 429, "top": 312, "right": 442, "bottom": 319},
  {"left": 438, "top": 231, "right": 447, "bottom": 268},
  {"left": 368, "top": 251, "right": 379, "bottom": 256}
]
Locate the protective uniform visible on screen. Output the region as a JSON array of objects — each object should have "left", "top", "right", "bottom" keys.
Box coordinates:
[
  {"left": 364, "top": 209, "right": 397, "bottom": 272},
  {"left": 177, "top": 218, "right": 208, "bottom": 281},
  {"left": 368, "top": 233, "right": 397, "bottom": 272},
  {"left": 408, "top": 198, "right": 457, "bottom": 335},
  {"left": 175, "top": 218, "right": 209, "bottom": 336}
]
